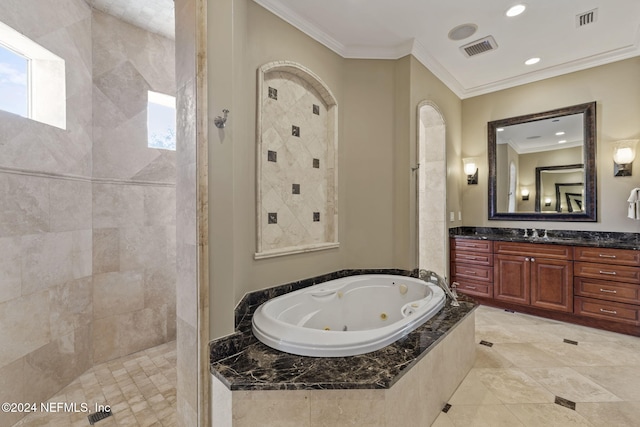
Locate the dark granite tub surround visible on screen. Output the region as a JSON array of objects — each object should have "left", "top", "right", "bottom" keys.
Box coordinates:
[
  {"left": 210, "top": 269, "right": 477, "bottom": 391},
  {"left": 450, "top": 226, "right": 640, "bottom": 250}
]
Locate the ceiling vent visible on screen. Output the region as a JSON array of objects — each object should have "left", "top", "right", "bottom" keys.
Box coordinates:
[
  {"left": 460, "top": 36, "right": 498, "bottom": 57},
  {"left": 576, "top": 8, "right": 598, "bottom": 27}
]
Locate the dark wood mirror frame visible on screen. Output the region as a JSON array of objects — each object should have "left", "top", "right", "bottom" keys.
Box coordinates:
[{"left": 488, "top": 101, "right": 597, "bottom": 221}]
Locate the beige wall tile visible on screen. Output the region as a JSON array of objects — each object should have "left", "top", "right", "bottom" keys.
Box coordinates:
[
  {"left": 0, "top": 291, "right": 51, "bottom": 367},
  {"left": 0, "top": 358, "right": 25, "bottom": 426},
  {"left": 93, "top": 228, "right": 120, "bottom": 274},
  {"left": 0, "top": 173, "right": 49, "bottom": 237},
  {"left": 93, "top": 271, "right": 145, "bottom": 319},
  {"left": 49, "top": 179, "right": 92, "bottom": 232},
  {"left": 0, "top": 236, "right": 22, "bottom": 303}
]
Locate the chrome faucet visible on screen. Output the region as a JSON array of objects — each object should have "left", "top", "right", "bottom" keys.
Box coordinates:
[
  {"left": 418, "top": 270, "right": 460, "bottom": 307},
  {"left": 531, "top": 228, "right": 539, "bottom": 239}
]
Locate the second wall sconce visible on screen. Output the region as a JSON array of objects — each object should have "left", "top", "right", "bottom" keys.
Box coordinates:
[
  {"left": 612, "top": 139, "right": 638, "bottom": 177},
  {"left": 521, "top": 188, "right": 530, "bottom": 201},
  {"left": 463, "top": 158, "right": 478, "bottom": 185}
]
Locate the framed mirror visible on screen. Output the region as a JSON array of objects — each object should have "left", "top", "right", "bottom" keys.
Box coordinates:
[{"left": 488, "top": 102, "right": 597, "bottom": 221}]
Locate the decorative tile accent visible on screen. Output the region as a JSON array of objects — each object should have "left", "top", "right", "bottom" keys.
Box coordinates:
[
  {"left": 268, "top": 213, "right": 277, "bottom": 224},
  {"left": 554, "top": 396, "right": 576, "bottom": 410},
  {"left": 313, "top": 104, "right": 320, "bottom": 115},
  {"left": 268, "top": 87, "right": 278, "bottom": 100},
  {"left": 563, "top": 338, "right": 579, "bottom": 345},
  {"left": 267, "top": 150, "right": 277, "bottom": 162},
  {"left": 313, "top": 212, "right": 320, "bottom": 222},
  {"left": 479, "top": 340, "right": 494, "bottom": 347},
  {"left": 313, "top": 158, "right": 320, "bottom": 168},
  {"left": 292, "top": 184, "right": 300, "bottom": 194},
  {"left": 442, "top": 403, "right": 452, "bottom": 413},
  {"left": 292, "top": 125, "right": 300, "bottom": 137}
]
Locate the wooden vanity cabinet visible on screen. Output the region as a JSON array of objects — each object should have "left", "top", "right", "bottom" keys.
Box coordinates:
[
  {"left": 573, "top": 246, "right": 640, "bottom": 325},
  {"left": 450, "top": 238, "right": 493, "bottom": 298},
  {"left": 450, "top": 236, "right": 640, "bottom": 335},
  {"left": 493, "top": 242, "right": 573, "bottom": 312}
]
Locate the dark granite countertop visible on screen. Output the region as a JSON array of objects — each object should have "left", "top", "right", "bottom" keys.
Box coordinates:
[
  {"left": 449, "top": 227, "right": 640, "bottom": 250},
  {"left": 209, "top": 269, "right": 477, "bottom": 391}
]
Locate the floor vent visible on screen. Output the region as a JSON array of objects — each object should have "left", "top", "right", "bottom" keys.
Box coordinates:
[
  {"left": 87, "top": 409, "right": 112, "bottom": 425},
  {"left": 460, "top": 36, "right": 498, "bottom": 57},
  {"left": 577, "top": 9, "right": 598, "bottom": 27}
]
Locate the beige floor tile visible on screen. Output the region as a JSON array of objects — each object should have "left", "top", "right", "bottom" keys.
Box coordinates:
[
  {"left": 430, "top": 412, "right": 456, "bottom": 427},
  {"left": 446, "top": 404, "right": 525, "bottom": 427},
  {"left": 448, "top": 369, "right": 502, "bottom": 406},
  {"left": 491, "top": 343, "right": 566, "bottom": 368},
  {"left": 573, "top": 366, "right": 640, "bottom": 401},
  {"left": 505, "top": 403, "right": 593, "bottom": 426},
  {"left": 529, "top": 342, "right": 612, "bottom": 367},
  {"left": 576, "top": 401, "right": 640, "bottom": 426},
  {"left": 474, "top": 368, "right": 555, "bottom": 404},
  {"left": 523, "top": 367, "right": 622, "bottom": 403},
  {"left": 472, "top": 344, "right": 514, "bottom": 369}
]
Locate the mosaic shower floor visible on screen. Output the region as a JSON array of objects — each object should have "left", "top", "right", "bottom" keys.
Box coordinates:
[
  {"left": 13, "top": 341, "right": 176, "bottom": 427},
  {"left": 433, "top": 305, "right": 640, "bottom": 426}
]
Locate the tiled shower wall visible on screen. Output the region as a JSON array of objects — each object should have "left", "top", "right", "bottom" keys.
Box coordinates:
[
  {"left": 91, "top": 10, "right": 176, "bottom": 363},
  {"left": 0, "top": 2, "right": 175, "bottom": 426}
]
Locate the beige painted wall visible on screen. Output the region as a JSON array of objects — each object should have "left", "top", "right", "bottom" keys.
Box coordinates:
[{"left": 461, "top": 57, "right": 640, "bottom": 232}]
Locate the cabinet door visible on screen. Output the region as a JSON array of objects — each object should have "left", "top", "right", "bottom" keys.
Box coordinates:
[
  {"left": 531, "top": 258, "right": 573, "bottom": 312},
  {"left": 494, "top": 254, "right": 530, "bottom": 305}
]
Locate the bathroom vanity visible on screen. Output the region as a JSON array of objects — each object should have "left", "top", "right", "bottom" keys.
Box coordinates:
[{"left": 450, "top": 227, "right": 640, "bottom": 336}]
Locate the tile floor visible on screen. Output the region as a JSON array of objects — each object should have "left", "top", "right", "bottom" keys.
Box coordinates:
[
  {"left": 433, "top": 305, "right": 640, "bottom": 427},
  {"left": 13, "top": 341, "right": 176, "bottom": 427},
  {"left": 11, "top": 305, "right": 640, "bottom": 426}
]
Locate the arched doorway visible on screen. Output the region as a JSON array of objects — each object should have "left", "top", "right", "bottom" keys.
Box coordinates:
[{"left": 417, "top": 101, "right": 447, "bottom": 276}]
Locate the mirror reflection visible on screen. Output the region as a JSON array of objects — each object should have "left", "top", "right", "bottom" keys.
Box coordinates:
[{"left": 488, "top": 102, "right": 596, "bottom": 221}]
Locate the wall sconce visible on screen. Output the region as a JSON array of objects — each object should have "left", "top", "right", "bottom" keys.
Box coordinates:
[
  {"left": 612, "top": 139, "right": 638, "bottom": 177},
  {"left": 463, "top": 158, "right": 478, "bottom": 185},
  {"left": 544, "top": 197, "right": 552, "bottom": 207},
  {"left": 521, "top": 188, "right": 530, "bottom": 201}
]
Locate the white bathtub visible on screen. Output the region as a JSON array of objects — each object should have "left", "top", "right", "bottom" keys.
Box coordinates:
[{"left": 251, "top": 274, "right": 446, "bottom": 357}]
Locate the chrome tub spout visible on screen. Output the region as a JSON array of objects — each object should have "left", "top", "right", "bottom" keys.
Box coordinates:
[{"left": 418, "top": 269, "right": 460, "bottom": 307}]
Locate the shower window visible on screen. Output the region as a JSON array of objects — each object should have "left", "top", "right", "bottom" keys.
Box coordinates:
[
  {"left": 0, "top": 21, "right": 66, "bottom": 128},
  {"left": 147, "top": 90, "right": 176, "bottom": 151},
  {"left": 0, "top": 44, "right": 29, "bottom": 118}
]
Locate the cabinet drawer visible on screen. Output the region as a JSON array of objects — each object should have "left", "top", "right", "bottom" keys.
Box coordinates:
[
  {"left": 574, "top": 262, "right": 640, "bottom": 284},
  {"left": 574, "top": 296, "right": 640, "bottom": 325},
  {"left": 452, "top": 238, "right": 492, "bottom": 253},
  {"left": 452, "top": 263, "right": 493, "bottom": 283},
  {"left": 574, "top": 246, "right": 640, "bottom": 266},
  {"left": 494, "top": 241, "right": 572, "bottom": 260},
  {"left": 574, "top": 277, "right": 640, "bottom": 305},
  {"left": 452, "top": 251, "right": 493, "bottom": 266},
  {"left": 453, "top": 280, "right": 492, "bottom": 298}
]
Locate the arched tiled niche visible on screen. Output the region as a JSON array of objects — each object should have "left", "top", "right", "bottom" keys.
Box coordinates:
[{"left": 255, "top": 61, "right": 339, "bottom": 259}]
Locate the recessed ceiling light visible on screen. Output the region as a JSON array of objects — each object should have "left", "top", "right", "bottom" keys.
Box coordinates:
[
  {"left": 558, "top": 140, "right": 567, "bottom": 144},
  {"left": 555, "top": 131, "right": 565, "bottom": 136},
  {"left": 525, "top": 57, "right": 540, "bottom": 65},
  {"left": 506, "top": 4, "right": 526, "bottom": 17},
  {"left": 448, "top": 23, "right": 478, "bottom": 41}
]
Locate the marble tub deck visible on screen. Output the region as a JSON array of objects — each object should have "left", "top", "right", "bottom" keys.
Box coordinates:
[
  {"left": 208, "top": 270, "right": 477, "bottom": 426},
  {"left": 209, "top": 270, "right": 477, "bottom": 391}
]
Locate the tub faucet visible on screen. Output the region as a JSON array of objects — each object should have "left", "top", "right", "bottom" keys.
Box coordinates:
[{"left": 418, "top": 270, "right": 460, "bottom": 307}]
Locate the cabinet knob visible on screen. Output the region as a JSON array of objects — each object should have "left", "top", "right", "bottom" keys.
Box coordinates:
[
  {"left": 531, "top": 258, "right": 535, "bottom": 262},
  {"left": 525, "top": 257, "right": 530, "bottom": 262}
]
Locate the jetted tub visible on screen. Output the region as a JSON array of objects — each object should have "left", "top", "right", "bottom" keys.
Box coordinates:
[{"left": 251, "top": 274, "right": 446, "bottom": 357}]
